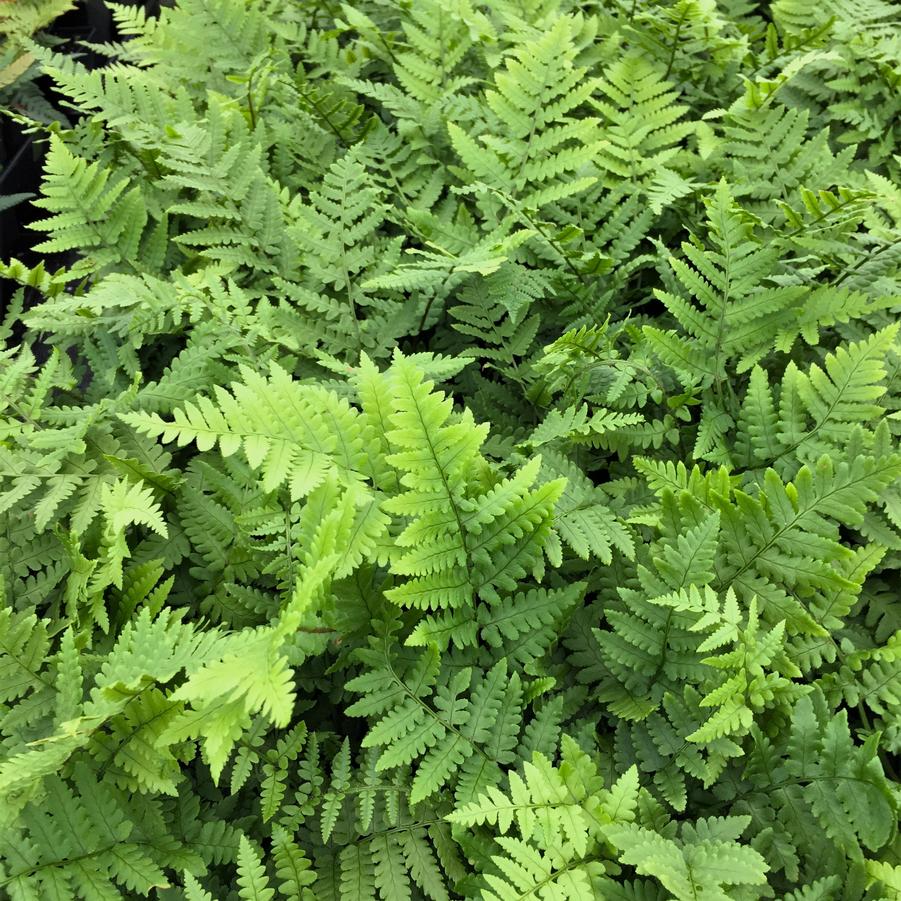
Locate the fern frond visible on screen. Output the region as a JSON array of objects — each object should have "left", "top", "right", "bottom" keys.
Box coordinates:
[
  {"left": 122, "top": 361, "right": 370, "bottom": 498},
  {"left": 647, "top": 181, "right": 808, "bottom": 385},
  {"left": 30, "top": 136, "right": 149, "bottom": 276},
  {"left": 448, "top": 15, "right": 602, "bottom": 207}
]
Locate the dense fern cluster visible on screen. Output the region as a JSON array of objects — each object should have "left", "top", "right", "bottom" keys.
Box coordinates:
[{"left": 1, "top": 0, "right": 900, "bottom": 898}]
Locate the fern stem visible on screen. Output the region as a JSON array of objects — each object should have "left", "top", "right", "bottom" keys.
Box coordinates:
[
  {"left": 246, "top": 69, "right": 257, "bottom": 131},
  {"left": 783, "top": 194, "right": 861, "bottom": 241},
  {"left": 498, "top": 194, "right": 598, "bottom": 321},
  {"left": 881, "top": 752, "right": 899, "bottom": 782},
  {"left": 302, "top": 85, "right": 349, "bottom": 146},
  {"left": 384, "top": 641, "right": 492, "bottom": 763},
  {"left": 663, "top": 7, "right": 688, "bottom": 81},
  {"left": 410, "top": 396, "right": 474, "bottom": 575},
  {"left": 94, "top": 682, "right": 161, "bottom": 781},
  {"left": 832, "top": 237, "right": 900, "bottom": 288},
  {"left": 416, "top": 288, "right": 440, "bottom": 334},
  {"left": 725, "top": 464, "right": 889, "bottom": 587},
  {"left": 336, "top": 190, "right": 364, "bottom": 360},
  {"left": 769, "top": 349, "right": 879, "bottom": 467},
  {"left": 414, "top": 257, "right": 458, "bottom": 333}
]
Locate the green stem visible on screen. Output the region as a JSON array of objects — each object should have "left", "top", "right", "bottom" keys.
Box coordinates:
[{"left": 664, "top": 8, "right": 688, "bottom": 81}]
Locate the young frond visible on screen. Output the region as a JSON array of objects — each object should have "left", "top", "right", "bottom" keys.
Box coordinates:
[
  {"left": 647, "top": 181, "right": 808, "bottom": 385},
  {"left": 30, "top": 136, "right": 149, "bottom": 276},
  {"left": 591, "top": 52, "right": 694, "bottom": 190},
  {"left": 448, "top": 15, "right": 602, "bottom": 207},
  {"left": 121, "top": 361, "right": 371, "bottom": 498}
]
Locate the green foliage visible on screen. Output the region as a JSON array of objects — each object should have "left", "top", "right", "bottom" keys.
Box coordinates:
[
  {"left": 0, "top": 0, "right": 72, "bottom": 98},
  {"left": 2, "top": 0, "right": 900, "bottom": 899}
]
